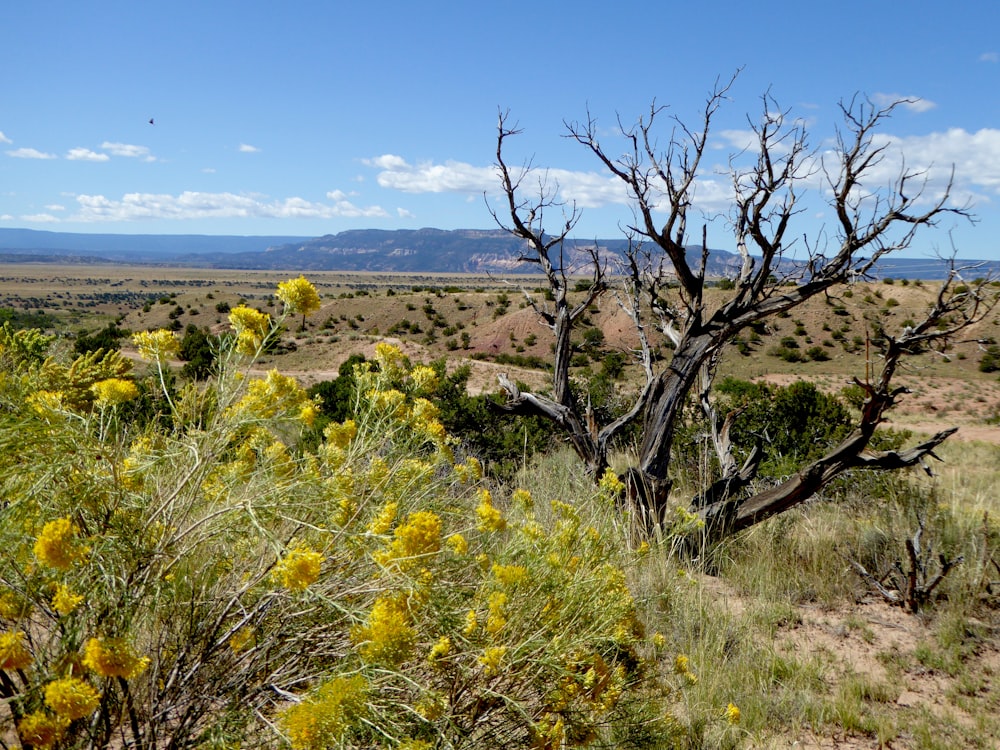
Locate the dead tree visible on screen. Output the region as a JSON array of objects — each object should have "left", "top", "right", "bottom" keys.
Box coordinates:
[{"left": 492, "top": 78, "right": 994, "bottom": 537}]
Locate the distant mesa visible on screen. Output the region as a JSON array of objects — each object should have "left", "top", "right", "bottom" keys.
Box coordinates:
[{"left": 0, "top": 227, "right": 989, "bottom": 280}]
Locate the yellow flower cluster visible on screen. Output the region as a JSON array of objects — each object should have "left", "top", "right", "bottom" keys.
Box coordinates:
[
  {"left": 453, "top": 456, "right": 483, "bottom": 484},
  {"left": 52, "top": 583, "right": 83, "bottom": 615},
  {"left": 446, "top": 533, "right": 468, "bottom": 556},
  {"left": 486, "top": 591, "right": 507, "bottom": 635},
  {"left": 407, "top": 365, "right": 438, "bottom": 395},
  {"left": 276, "top": 275, "right": 321, "bottom": 317},
  {"left": 374, "top": 341, "right": 407, "bottom": 379},
  {"left": 91, "top": 377, "right": 139, "bottom": 406},
  {"left": 725, "top": 702, "right": 741, "bottom": 725},
  {"left": 492, "top": 563, "right": 528, "bottom": 587},
  {"left": 475, "top": 489, "right": 506, "bottom": 532},
  {"left": 478, "top": 645, "right": 507, "bottom": 677},
  {"left": 228, "top": 305, "right": 271, "bottom": 355},
  {"left": 674, "top": 654, "right": 698, "bottom": 685},
  {"left": 132, "top": 329, "right": 180, "bottom": 362},
  {"left": 324, "top": 419, "right": 357, "bottom": 449},
  {"left": 511, "top": 488, "right": 533, "bottom": 510},
  {"left": 29, "top": 389, "right": 66, "bottom": 415},
  {"left": 427, "top": 635, "right": 451, "bottom": 662},
  {"left": 375, "top": 510, "right": 441, "bottom": 570},
  {"left": 33, "top": 517, "right": 85, "bottom": 570},
  {"left": 598, "top": 469, "right": 626, "bottom": 498},
  {"left": 367, "top": 388, "right": 407, "bottom": 418},
  {"left": 367, "top": 501, "right": 398, "bottom": 535},
  {"left": 17, "top": 711, "right": 65, "bottom": 750},
  {"left": 0, "top": 630, "right": 32, "bottom": 670},
  {"left": 462, "top": 609, "right": 478, "bottom": 636},
  {"left": 280, "top": 674, "right": 368, "bottom": 750},
  {"left": 351, "top": 594, "right": 416, "bottom": 666},
  {"left": 232, "top": 370, "right": 313, "bottom": 422},
  {"left": 44, "top": 676, "right": 101, "bottom": 720},
  {"left": 82, "top": 637, "right": 150, "bottom": 679},
  {"left": 274, "top": 544, "right": 324, "bottom": 593}
]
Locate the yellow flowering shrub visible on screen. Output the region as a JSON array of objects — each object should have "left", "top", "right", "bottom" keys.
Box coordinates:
[
  {"left": 351, "top": 593, "right": 417, "bottom": 666},
  {"left": 276, "top": 275, "right": 322, "bottom": 325},
  {"left": 91, "top": 377, "right": 139, "bottom": 406},
  {"left": 132, "top": 329, "right": 180, "bottom": 362},
  {"left": 279, "top": 674, "right": 367, "bottom": 750},
  {"left": 44, "top": 676, "right": 101, "bottom": 720},
  {"left": 16, "top": 711, "right": 65, "bottom": 750},
  {"left": 0, "top": 305, "right": 673, "bottom": 750},
  {"left": 273, "top": 544, "right": 324, "bottom": 593},
  {"left": 82, "top": 636, "right": 150, "bottom": 679},
  {"left": 51, "top": 583, "right": 83, "bottom": 615},
  {"left": 33, "top": 517, "right": 85, "bottom": 570},
  {"left": 478, "top": 645, "right": 507, "bottom": 676},
  {"left": 475, "top": 488, "right": 507, "bottom": 532},
  {"left": 374, "top": 510, "right": 441, "bottom": 570},
  {"left": 37, "top": 348, "right": 134, "bottom": 412},
  {"left": 230, "top": 369, "right": 314, "bottom": 422},
  {"left": 228, "top": 304, "right": 271, "bottom": 355},
  {"left": 324, "top": 418, "right": 357, "bottom": 448},
  {"left": 446, "top": 533, "right": 469, "bottom": 555}
]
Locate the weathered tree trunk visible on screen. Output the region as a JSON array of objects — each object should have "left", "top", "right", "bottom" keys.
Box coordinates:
[{"left": 491, "top": 89, "right": 985, "bottom": 542}]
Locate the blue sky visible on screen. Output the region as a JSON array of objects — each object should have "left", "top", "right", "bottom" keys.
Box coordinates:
[{"left": 2, "top": 1, "right": 999, "bottom": 258}]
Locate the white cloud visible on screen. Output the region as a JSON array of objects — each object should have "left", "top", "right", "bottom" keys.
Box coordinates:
[
  {"left": 67, "top": 147, "right": 110, "bottom": 162},
  {"left": 201, "top": 167, "right": 216, "bottom": 173},
  {"left": 366, "top": 153, "right": 627, "bottom": 210},
  {"left": 0, "top": 214, "right": 14, "bottom": 221},
  {"left": 0, "top": 132, "right": 11, "bottom": 144},
  {"left": 366, "top": 154, "right": 409, "bottom": 170},
  {"left": 44, "top": 204, "right": 66, "bottom": 211},
  {"left": 397, "top": 208, "right": 415, "bottom": 219},
  {"left": 980, "top": 52, "right": 999, "bottom": 63},
  {"left": 101, "top": 142, "right": 155, "bottom": 161},
  {"left": 7, "top": 147, "right": 56, "bottom": 159},
  {"left": 871, "top": 93, "right": 936, "bottom": 113},
  {"left": 323, "top": 190, "right": 391, "bottom": 218},
  {"left": 239, "top": 143, "right": 260, "bottom": 153},
  {"left": 70, "top": 190, "right": 390, "bottom": 222},
  {"left": 870, "top": 127, "right": 1000, "bottom": 196},
  {"left": 21, "top": 213, "right": 59, "bottom": 223}
]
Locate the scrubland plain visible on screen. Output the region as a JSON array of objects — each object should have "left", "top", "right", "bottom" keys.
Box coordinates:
[{"left": 3, "top": 263, "right": 1000, "bottom": 749}]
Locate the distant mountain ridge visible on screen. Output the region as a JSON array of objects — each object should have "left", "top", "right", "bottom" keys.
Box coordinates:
[{"left": 0, "top": 227, "right": 992, "bottom": 280}]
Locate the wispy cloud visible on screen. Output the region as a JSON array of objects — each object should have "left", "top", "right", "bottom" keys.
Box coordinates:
[
  {"left": 980, "top": 51, "right": 999, "bottom": 63},
  {"left": 21, "top": 213, "right": 59, "bottom": 223},
  {"left": 44, "top": 204, "right": 66, "bottom": 211},
  {"left": 69, "top": 190, "right": 389, "bottom": 222},
  {"left": 7, "top": 147, "right": 57, "bottom": 160},
  {"left": 0, "top": 132, "right": 11, "bottom": 145},
  {"left": 238, "top": 143, "right": 260, "bottom": 153},
  {"left": 67, "top": 147, "right": 110, "bottom": 162},
  {"left": 871, "top": 93, "right": 937, "bottom": 113},
  {"left": 100, "top": 142, "right": 155, "bottom": 161}
]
